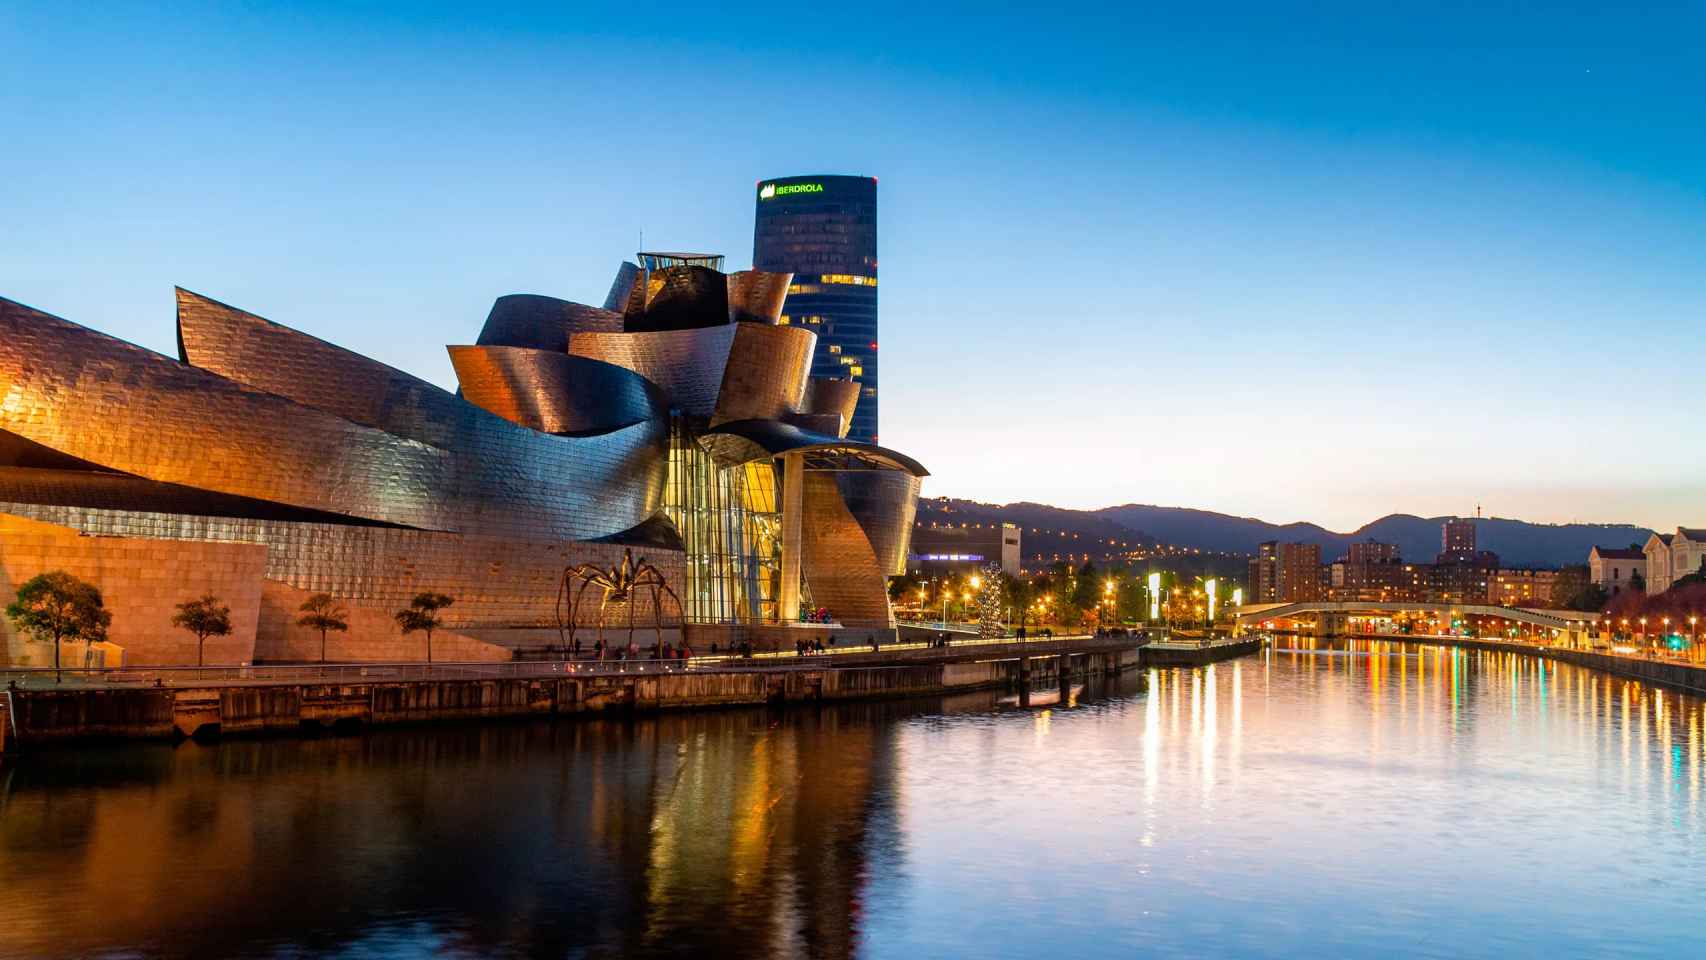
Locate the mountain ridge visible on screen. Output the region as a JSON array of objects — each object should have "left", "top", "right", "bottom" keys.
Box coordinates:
[{"left": 920, "top": 498, "right": 1652, "bottom": 569}]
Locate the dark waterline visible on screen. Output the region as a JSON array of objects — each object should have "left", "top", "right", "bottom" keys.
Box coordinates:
[{"left": 1, "top": 640, "right": 1703, "bottom": 958}]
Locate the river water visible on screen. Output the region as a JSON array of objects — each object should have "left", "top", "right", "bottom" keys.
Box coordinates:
[{"left": 1, "top": 639, "right": 1703, "bottom": 959}]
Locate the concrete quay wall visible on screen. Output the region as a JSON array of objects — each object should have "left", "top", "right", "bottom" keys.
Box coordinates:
[{"left": 5, "top": 647, "right": 1142, "bottom": 747}]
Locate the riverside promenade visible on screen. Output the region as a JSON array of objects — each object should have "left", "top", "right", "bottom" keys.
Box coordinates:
[
  {"left": 0, "top": 633, "right": 1146, "bottom": 750},
  {"left": 1326, "top": 631, "right": 1706, "bottom": 697}
]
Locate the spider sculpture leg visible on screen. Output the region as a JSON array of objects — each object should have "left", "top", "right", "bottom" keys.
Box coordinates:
[{"left": 571, "top": 578, "right": 599, "bottom": 650}]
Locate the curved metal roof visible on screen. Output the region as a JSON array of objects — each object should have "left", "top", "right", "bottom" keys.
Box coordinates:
[{"left": 699, "top": 419, "right": 928, "bottom": 477}]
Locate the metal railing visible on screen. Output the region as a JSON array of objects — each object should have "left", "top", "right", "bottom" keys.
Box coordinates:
[
  {"left": 0, "top": 631, "right": 1143, "bottom": 689},
  {"left": 1327, "top": 629, "right": 1706, "bottom": 669},
  {"left": 0, "top": 657, "right": 706, "bottom": 688}
]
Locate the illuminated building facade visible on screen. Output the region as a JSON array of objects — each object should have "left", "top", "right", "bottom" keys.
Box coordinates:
[
  {"left": 1588, "top": 546, "right": 1646, "bottom": 596},
  {"left": 907, "top": 521, "right": 1022, "bottom": 577},
  {"left": 753, "top": 175, "right": 880, "bottom": 443},
  {"left": 1248, "top": 541, "right": 1323, "bottom": 602},
  {"left": 1440, "top": 517, "right": 1478, "bottom": 562},
  {"left": 0, "top": 252, "right": 923, "bottom": 666}
]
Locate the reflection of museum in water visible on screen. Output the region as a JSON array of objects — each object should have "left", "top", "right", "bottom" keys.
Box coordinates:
[
  {"left": 0, "top": 701, "right": 921, "bottom": 958},
  {"left": 0, "top": 249, "right": 922, "bottom": 665}
]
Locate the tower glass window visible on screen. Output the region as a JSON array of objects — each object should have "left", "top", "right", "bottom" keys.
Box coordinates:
[{"left": 753, "top": 175, "right": 879, "bottom": 442}]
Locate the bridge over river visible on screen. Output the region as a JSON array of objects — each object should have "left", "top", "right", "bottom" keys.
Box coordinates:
[{"left": 1236, "top": 600, "right": 1601, "bottom": 644}]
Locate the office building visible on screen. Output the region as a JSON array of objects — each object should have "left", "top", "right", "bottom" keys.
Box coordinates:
[
  {"left": 909, "top": 521, "right": 1021, "bottom": 577},
  {"left": 1249, "top": 541, "right": 1323, "bottom": 602},
  {"left": 753, "top": 175, "right": 880, "bottom": 443},
  {"left": 1440, "top": 517, "right": 1477, "bottom": 562}
]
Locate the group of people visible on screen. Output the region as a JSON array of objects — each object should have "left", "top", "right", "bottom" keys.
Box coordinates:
[
  {"left": 795, "top": 637, "right": 836, "bottom": 657},
  {"left": 561, "top": 637, "right": 694, "bottom": 664}
]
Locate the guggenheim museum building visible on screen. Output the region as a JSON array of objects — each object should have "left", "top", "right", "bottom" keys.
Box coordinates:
[{"left": 0, "top": 252, "right": 923, "bottom": 665}]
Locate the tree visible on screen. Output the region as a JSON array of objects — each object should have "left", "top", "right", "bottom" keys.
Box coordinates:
[
  {"left": 6, "top": 570, "right": 112, "bottom": 683},
  {"left": 1070, "top": 560, "right": 1101, "bottom": 618},
  {"left": 395, "top": 592, "right": 454, "bottom": 663},
  {"left": 296, "top": 593, "right": 348, "bottom": 663},
  {"left": 171, "top": 594, "right": 232, "bottom": 667},
  {"left": 1563, "top": 583, "right": 1609, "bottom": 613},
  {"left": 1631, "top": 570, "right": 1647, "bottom": 594}
]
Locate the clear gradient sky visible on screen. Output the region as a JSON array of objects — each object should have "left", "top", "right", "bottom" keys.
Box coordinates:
[{"left": 3, "top": 2, "right": 1703, "bottom": 531}]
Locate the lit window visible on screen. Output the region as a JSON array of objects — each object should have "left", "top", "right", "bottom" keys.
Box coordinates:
[{"left": 828, "top": 344, "right": 841, "bottom": 354}]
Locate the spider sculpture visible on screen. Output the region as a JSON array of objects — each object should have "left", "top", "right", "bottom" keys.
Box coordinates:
[{"left": 556, "top": 549, "right": 682, "bottom": 650}]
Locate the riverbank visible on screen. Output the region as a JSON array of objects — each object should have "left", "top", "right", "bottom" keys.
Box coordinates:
[
  {"left": 1308, "top": 631, "right": 1706, "bottom": 698},
  {"left": 1, "top": 636, "right": 1144, "bottom": 749}
]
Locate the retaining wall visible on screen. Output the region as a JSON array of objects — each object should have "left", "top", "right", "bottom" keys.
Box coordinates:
[{"left": 5, "top": 647, "right": 1143, "bottom": 747}]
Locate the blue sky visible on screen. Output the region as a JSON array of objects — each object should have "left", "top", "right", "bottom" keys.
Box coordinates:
[{"left": 3, "top": 2, "right": 1703, "bottom": 530}]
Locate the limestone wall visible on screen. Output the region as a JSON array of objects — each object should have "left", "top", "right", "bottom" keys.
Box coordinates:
[
  {"left": 0, "top": 513, "right": 265, "bottom": 667},
  {"left": 256, "top": 581, "right": 510, "bottom": 663}
]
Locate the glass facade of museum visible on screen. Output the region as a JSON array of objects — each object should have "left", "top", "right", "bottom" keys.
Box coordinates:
[{"left": 662, "top": 419, "right": 794, "bottom": 624}]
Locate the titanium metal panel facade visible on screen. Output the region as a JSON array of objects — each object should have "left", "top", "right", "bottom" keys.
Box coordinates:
[
  {"left": 3, "top": 295, "right": 664, "bottom": 543},
  {"left": 831, "top": 470, "right": 921, "bottom": 577},
  {"left": 625, "top": 265, "right": 729, "bottom": 332},
  {"left": 754, "top": 175, "right": 879, "bottom": 443},
  {"left": 800, "top": 471, "right": 893, "bottom": 628},
  {"left": 476, "top": 294, "right": 625, "bottom": 351},
  {"left": 726, "top": 270, "right": 793, "bottom": 324},
  {"left": 710, "top": 323, "right": 816, "bottom": 426},
  {"left": 802, "top": 378, "right": 860, "bottom": 439},
  {"left": 602, "top": 262, "right": 642, "bottom": 313},
  {"left": 447, "top": 346, "right": 664, "bottom": 435},
  {"left": 567, "top": 325, "right": 740, "bottom": 419}
]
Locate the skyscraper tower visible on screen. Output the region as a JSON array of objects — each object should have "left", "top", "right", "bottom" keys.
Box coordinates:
[{"left": 752, "top": 175, "right": 879, "bottom": 442}]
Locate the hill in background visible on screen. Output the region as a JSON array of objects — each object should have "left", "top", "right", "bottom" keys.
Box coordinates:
[{"left": 920, "top": 498, "right": 1652, "bottom": 570}]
